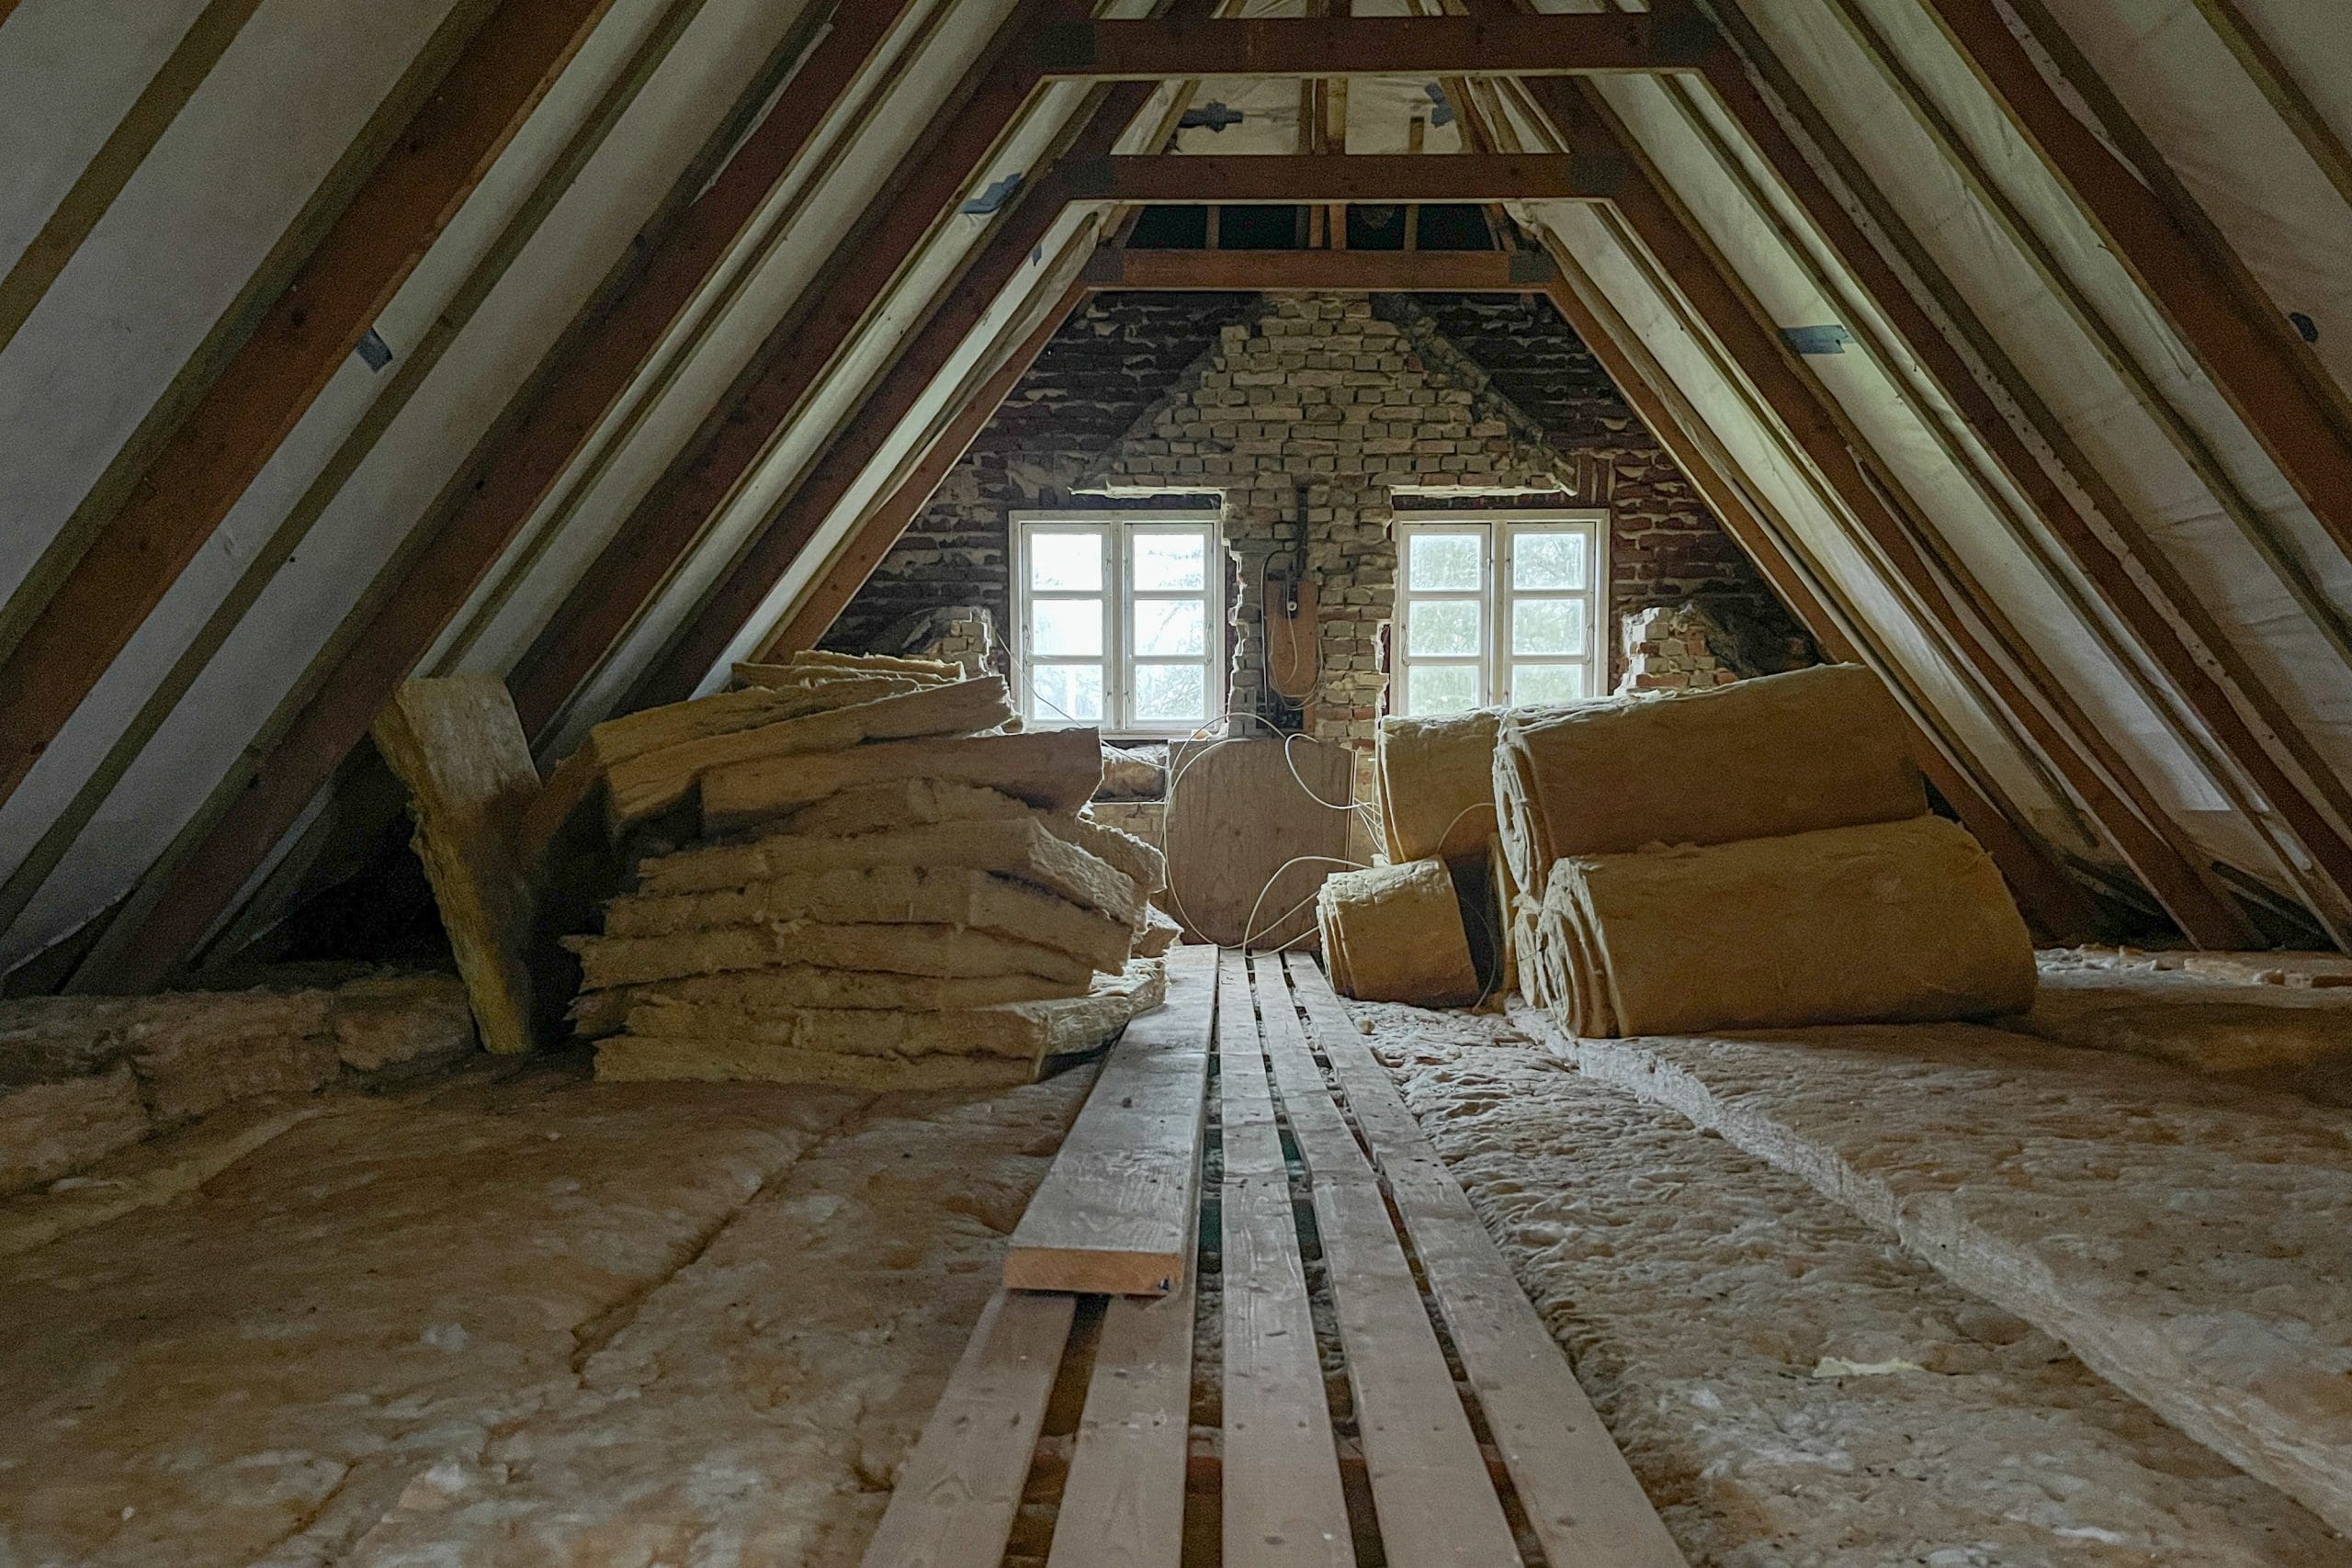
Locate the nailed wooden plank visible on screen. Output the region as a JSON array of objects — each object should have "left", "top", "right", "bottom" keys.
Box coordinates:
[
  {"left": 0, "top": 0, "right": 617, "bottom": 814},
  {"left": 1283, "top": 953, "right": 1687, "bottom": 1568},
  {"left": 97, "top": 0, "right": 916, "bottom": 988},
  {"left": 1249, "top": 954, "right": 1521, "bottom": 1568},
  {"left": 1046, "top": 1282, "right": 1194, "bottom": 1568},
  {"left": 1006, "top": 945, "right": 1212, "bottom": 1295},
  {"left": 1215, "top": 948, "right": 1352, "bottom": 1568},
  {"left": 857, "top": 1288, "right": 1074, "bottom": 1568}
]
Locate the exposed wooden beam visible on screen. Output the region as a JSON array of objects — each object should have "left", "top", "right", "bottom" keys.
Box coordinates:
[
  {"left": 1533, "top": 267, "right": 2098, "bottom": 941},
  {"left": 1691, "top": 17, "right": 2352, "bottom": 937},
  {"left": 1081, "top": 244, "right": 1554, "bottom": 291},
  {"left": 1487, "top": 57, "right": 2257, "bottom": 944},
  {"left": 1062, "top": 152, "right": 1623, "bottom": 204},
  {"left": 0, "top": 0, "right": 617, "bottom": 815},
  {"left": 1921, "top": 0, "right": 2352, "bottom": 571},
  {"left": 1035, "top": 10, "right": 1717, "bottom": 79},
  {"left": 2187, "top": 0, "right": 2352, "bottom": 215},
  {"left": 100, "top": 0, "right": 919, "bottom": 987},
  {"left": 763, "top": 279, "right": 1093, "bottom": 660},
  {"left": 502, "top": 0, "right": 1079, "bottom": 741}
]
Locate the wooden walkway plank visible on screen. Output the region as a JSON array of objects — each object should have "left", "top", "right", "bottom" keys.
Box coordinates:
[
  {"left": 1283, "top": 954, "right": 1687, "bottom": 1568},
  {"left": 1215, "top": 948, "right": 1353, "bottom": 1568},
  {"left": 1248, "top": 954, "right": 1522, "bottom": 1568},
  {"left": 858, "top": 1288, "right": 1074, "bottom": 1568},
  {"left": 1047, "top": 1281, "right": 1194, "bottom": 1568},
  {"left": 1006, "top": 944, "right": 1214, "bottom": 1295}
]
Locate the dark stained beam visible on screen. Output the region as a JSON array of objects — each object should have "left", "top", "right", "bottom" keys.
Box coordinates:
[
  {"left": 1692, "top": 16, "right": 2352, "bottom": 938},
  {"left": 1534, "top": 266, "right": 2098, "bottom": 942},
  {"left": 102, "top": 0, "right": 921, "bottom": 987},
  {"left": 0, "top": 0, "right": 618, "bottom": 814},
  {"left": 1062, "top": 152, "right": 1623, "bottom": 205},
  {"left": 1922, "top": 0, "right": 2352, "bottom": 572},
  {"left": 763, "top": 279, "right": 1094, "bottom": 660},
  {"left": 1035, "top": 10, "right": 1717, "bottom": 79},
  {"left": 1082, "top": 244, "right": 1555, "bottom": 291}
]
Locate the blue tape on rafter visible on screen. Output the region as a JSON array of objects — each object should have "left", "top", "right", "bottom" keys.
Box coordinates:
[
  {"left": 1424, "top": 82, "right": 1455, "bottom": 127},
  {"left": 2290, "top": 310, "right": 2320, "bottom": 344},
  {"left": 962, "top": 174, "right": 1023, "bottom": 216},
  {"left": 1781, "top": 323, "right": 1853, "bottom": 355},
  {"left": 1179, "top": 101, "right": 1243, "bottom": 132},
  {"left": 355, "top": 327, "right": 393, "bottom": 371}
]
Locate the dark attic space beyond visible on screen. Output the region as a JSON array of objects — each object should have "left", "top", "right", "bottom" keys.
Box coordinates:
[{"left": 4, "top": 3, "right": 2352, "bottom": 1565}]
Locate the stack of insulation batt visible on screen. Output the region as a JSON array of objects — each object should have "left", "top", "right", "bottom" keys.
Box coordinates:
[
  {"left": 550, "top": 651, "right": 1177, "bottom": 1089},
  {"left": 1499, "top": 663, "right": 2037, "bottom": 1038}
]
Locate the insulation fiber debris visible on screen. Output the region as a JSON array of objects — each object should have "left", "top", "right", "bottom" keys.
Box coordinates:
[
  {"left": 1536, "top": 815, "right": 2037, "bottom": 1037},
  {"left": 1491, "top": 662, "right": 1924, "bottom": 894},
  {"left": 1316, "top": 858, "right": 1481, "bottom": 1006},
  {"left": 523, "top": 651, "right": 1159, "bottom": 1089}
]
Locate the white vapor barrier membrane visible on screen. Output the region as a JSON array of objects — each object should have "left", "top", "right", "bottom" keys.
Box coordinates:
[
  {"left": 0, "top": 0, "right": 464, "bottom": 615},
  {"left": 2037, "top": 0, "right": 2352, "bottom": 404},
  {"left": 1582, "top": 73, "right": 2236, "bottom": 843},
  {"left": 0, "top": 0, "right": 835, "bottom": 966},
  {"left": 1736, "top": 0, "right": 2352, "bottom": 792},
  {"left": 1530, "top": 200, "right": 2091, "bottom": 852}
]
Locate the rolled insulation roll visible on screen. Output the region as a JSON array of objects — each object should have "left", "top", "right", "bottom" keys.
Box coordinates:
[
  {"left": 1491, "top": 663, "right": 1924, "bottom": 895},
  {"left": 1317, "top": 858, "right": 1481, "bottom": 1007},
  {"left": 1376, "top": 707, "right": 1505, "bottom": 863},
  {"left": 1544, "top": 815, "right": 2035, "bottom": 1037}
]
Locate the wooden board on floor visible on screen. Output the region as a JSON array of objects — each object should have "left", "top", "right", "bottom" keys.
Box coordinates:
[
  {"left": 857, "top": 1289, "right": 1075, "bottom": 1568},
  {"left": 1283, "top": 953, "right": 1687, "bottom": 1567},
  {"left": 1215, "top": 948, "right": 1354, "bottom": 1566},
  {"left": 370, "top": 677, "right": 547, "bottom": 1055},
  {"left": 1167, "top": 739, "right": 1352, "bottom": 948},
  {"left": 1048, "top": 1282, "right": 1195, "bottom": 1567},
  {"left": 1250, "top": 954, "right": 1522, "bottom": 1567},
  {"left": 1005, "top": 945, "right": 1215, "bottom": 1294}
]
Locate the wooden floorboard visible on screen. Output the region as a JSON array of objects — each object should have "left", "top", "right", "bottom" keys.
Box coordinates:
[
  {"left": 857, "top": 1289, "right": 1074, "bottom": 1568},
  {"left": 1284, "top": 953, "right": 1687, "bottom": 1567},
  {"left": 1047, "top": 1281, "right": 1194, "bottom": 1568},
  {"left": 1006, "top": 944, "right": 1214, "bottom": 1294},
  {"left": 1250, "top": 954, "right": 1522, "bottom": 1568},
  {"left": 1216, "top": 947, "right": 1355, "bottom": 1567}
]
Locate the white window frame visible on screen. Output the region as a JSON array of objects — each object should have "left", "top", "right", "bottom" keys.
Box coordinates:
[
  {"left": 1393, "top": 511, "right": 1609, "bottom": 715},
  {"left": 1012, "top": 511, "right": 1227, "bottom": 738}
]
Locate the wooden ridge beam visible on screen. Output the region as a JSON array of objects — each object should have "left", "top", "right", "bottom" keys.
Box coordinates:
[
  {"left": 0, "top": 0, "right": 617, "bottom": 814},
  {"left": 100, "top": 0, "right": 919, "bottom": 987},
  {"left": 1921, "top": 0, "right": 2352, "bottom": 570},
  {"left": 1082, "top": 244, "right": 1555, "bottom": 291},
  {"left": 503, "top": 0, "right": 1079, "bottom": 739},
  {"left": 1532, "top": 269, "right": 2097, "bottom": 942},
  {"left": 1035, "top": 10, "right": 1718, "bottom": 79},
  {"left": 1062, "top": 152, "right": 1623, "bottom": 205},
  {"left": 1690, "top": 22, "right": 2352, "bottom": 937},
  {"left": 1483, "top": 52, "right": 2251, "bottom": 940}
]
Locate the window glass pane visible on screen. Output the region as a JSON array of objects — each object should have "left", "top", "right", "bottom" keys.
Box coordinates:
[
  {"left": 1406, "top": 599, "right": 1480, "bottom": 657},
  {"left": 1134, "top": 597, "right": 1205, "bottom": 657},
  {"left": 1512, "top": 530, "right": 1588, "bottom": 590},
  {"left": 1407, "top": 532, "right": 1482, "bottom": 592},
  {"left": 1028, "top": 530, "right": 1102, "bottom": 591},
  {"left": 1028, "top": 663, "right": 1102, "bottom": 724},
  {"left": 1134, "top": 531, "right": 1207, "bottom": 592},
  {"left": 1033, "top": 597, "right": 1103, "bottom": 657},
  {"left": 1407, "top": 662, "right": 1481, "bottom": 716},
  {"left": 1511, "top": 597, "right": 1587, "bottom": 657},
  {"left": 1510, "top": 661, "right": 1586, "bottom": 706},
  {"left": 1133, "top": 663, "right": 1208, "bottom": 724}
]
